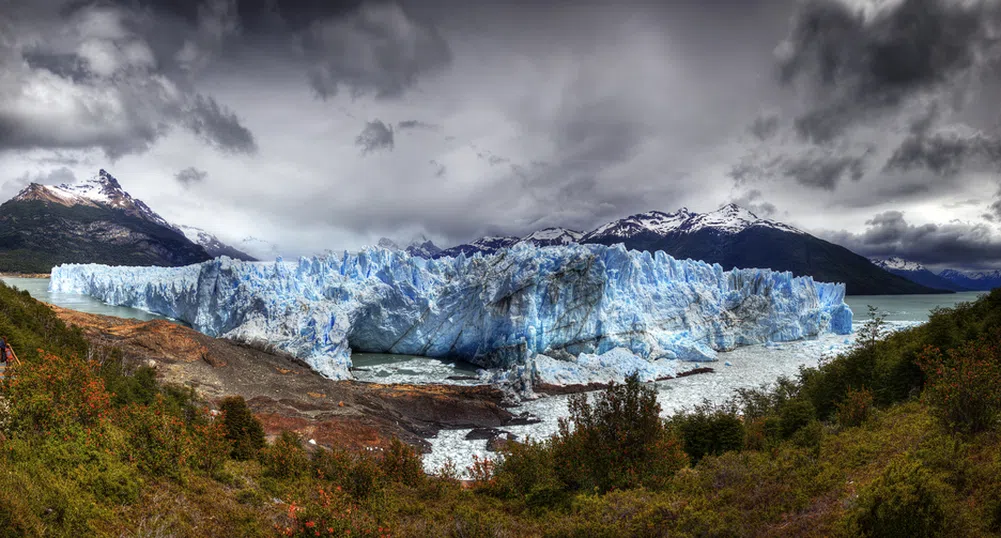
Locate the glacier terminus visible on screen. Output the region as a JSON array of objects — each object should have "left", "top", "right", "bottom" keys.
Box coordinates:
[{"left": 49, "top": 243, "right": 853, "bottom": 386}]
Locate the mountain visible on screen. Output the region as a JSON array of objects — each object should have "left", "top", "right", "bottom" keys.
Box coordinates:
[
  {"left": 0, "top": 169, "right": 212, "bottom": 273},
  {"left": 436, "top": 236, "right": 520, "bottom": 258},
  {"left": 581, "top": 204, "right": 943, "bottom": 295},
  {"left": 938, "top": 269, "right": 1001, "bottom": 291},
  {"left": 521, "top": 227, "right": 584, "bottom": 247},
  {"left": 427, "top": 203, "right": 943, "bottom": 296},
  {"left": 869, "top": 257, "right": 968, "bottom": 292},
  {"left": 404, "top": 235, "right": 442, "bottom": 258},
  {"left": 178, "top": 225, "right": 257, "bottom": 261}
]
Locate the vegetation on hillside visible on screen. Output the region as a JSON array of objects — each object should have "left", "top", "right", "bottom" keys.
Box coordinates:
[{"left": 1, "top": 281, "right": 1001, "bottom": 536}]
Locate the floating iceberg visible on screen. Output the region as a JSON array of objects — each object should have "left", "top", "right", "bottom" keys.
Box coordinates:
[{"left": 50, "top": 243, "right": 852, "bottom": 381}]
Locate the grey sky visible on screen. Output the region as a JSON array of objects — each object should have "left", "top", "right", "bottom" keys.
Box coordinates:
[{"left": 1, "top": 0, "right": 1000, "bottom": 269}]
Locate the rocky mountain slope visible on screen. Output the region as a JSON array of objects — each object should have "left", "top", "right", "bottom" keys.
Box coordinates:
[{"left": 0, "top": 169, "right": 211, "bottom": 272}]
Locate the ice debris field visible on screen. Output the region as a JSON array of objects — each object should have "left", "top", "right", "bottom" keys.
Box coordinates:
[{"left": 50, "top": 243, "right": 853, "bottom": 385}]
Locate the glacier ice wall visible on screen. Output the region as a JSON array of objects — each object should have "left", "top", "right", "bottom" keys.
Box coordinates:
[{"left": 50, "top": 243, "right": 853, "bottom": 380}]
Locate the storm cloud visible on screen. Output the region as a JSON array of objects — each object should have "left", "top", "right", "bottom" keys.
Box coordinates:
[
  {"left": 822, "top": 210, "right": 1001, "bottom": 270},
  {"left": 355, "top": 120, "right": 395, "bottom": 154},
  {"left": 778, "top": 0, "right": 997, "bottom": 142},
  {"left": 2, "top": 0, "right": 1000, "bottom": 270},
  {"left": 175, "top": 167, "right": 208, "bottom": 186},
  {"left": 0, "top": 1, "right": 257, "bottom": 159}
]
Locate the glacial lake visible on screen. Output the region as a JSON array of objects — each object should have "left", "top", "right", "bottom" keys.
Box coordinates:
[
  {"left": 1, "top": 275, "right": 986, "bottom": 473},
  {"left": 1, "top": 276, "right": 172, "bottom": 322}
]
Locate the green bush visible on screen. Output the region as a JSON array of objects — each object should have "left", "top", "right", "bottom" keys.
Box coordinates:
[
  {"left": 260, "top": 430, "right": 310, "bottom": 480},
  {"left": 836, "top": 387, "right": 874, "bottom": 428},
  {"left": 491, "top": 438, "right": 558, "bottom": 499},
  {"left": 551, "top": 374, "right": 688, "bottom": 492},
  {"left": 380, "top": 437, "right": 425, "bottom": 488},
  {"left": 841, "top": 457, "right": 950, "bottom": 538},
  {"left": 219, "top": 395, "right": 266, "bottom": 460},
  {"left": 778, "top": 398, "right": 816, "bottom": 438},
  {"left": 116, "top": 396, "right": 192, "bottom": 480},
  {"left": 670, "top": 402, "right": 745, "bottom": 463},
  {"left": 917, "top": 338, "right": 1001, "bottom": 434}
]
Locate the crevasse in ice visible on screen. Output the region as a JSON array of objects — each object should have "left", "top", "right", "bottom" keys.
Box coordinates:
[{"left": 49, "top": 243, "right": 853, "bottom": 381}]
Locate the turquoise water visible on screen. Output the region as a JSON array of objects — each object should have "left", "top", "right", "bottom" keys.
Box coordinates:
[
  {"left": 0, "top": 277, "right": 172, "bottom": 322},
  {"left": 845, "top": 291, "right": 985, "bottom": 322}
]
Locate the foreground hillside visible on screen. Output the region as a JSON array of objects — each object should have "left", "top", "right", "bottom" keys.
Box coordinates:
[{"left": 1, "top": 284, "right": 1001, "bottom": 536}]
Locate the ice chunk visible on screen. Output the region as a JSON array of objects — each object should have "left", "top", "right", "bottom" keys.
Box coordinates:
[{"left": 50, "top": 243, "right": 853, "bottom": 381}]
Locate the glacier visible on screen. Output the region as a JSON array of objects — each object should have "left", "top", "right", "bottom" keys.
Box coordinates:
[{"left": 49, "top": 243, "right": 853, "bottom": 382}]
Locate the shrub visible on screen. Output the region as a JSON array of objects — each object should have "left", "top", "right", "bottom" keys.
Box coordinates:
[
  {"left": 836, "top": 387, "right": 874, "bottom": 428},
  {"left": 551, "top": 374, "right": 688, "bottom": 492},
  {"left": 116, "top": 395, "right": 192, "bottom": 480},
  {"left": 219, "top": 396, "right": 266, "bottom": 460},
  {"left": 3, "top": 351, "right": 111, "bottom": 434},
  {"left": 380, "top": 437, "right": 425, "bottom": 488},
  {"left": 260, "top": 431, "right": 311, "bottom": 480},
  {"left": 778, "top": 398, "right": 816, "bottom": 438},
  {"left": 917, "top": 339, "right": 1001, "bottom": 434},
  {"left": 313, "top": 445, "right": 354, "bottom": 484},
  {"left": 840, "top": 457, "right": 950, "bottom": 538},
  {"left": 491, "top": 438, "right": 558, "bottom": 499},
  {"left": 670, "top": 402, "right": 745, "bottom": 464},
  {"left": 189, "top": 412, "right": 230, "bottom": 474}
]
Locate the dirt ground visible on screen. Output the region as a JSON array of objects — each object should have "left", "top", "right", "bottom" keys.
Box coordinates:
[{"left": 50, "top": 306, "right": 521, "bottom": 452}]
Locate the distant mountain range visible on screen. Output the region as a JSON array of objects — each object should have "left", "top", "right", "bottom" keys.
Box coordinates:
[
  {"left": 0, "top": 169, "right": 254, "bottom": 273},
  {"left": 395, "top": 204, "right": 945, "bottom": 295},
  {"left": 936, "top": 269, "right": 1001, "bottom": 291},
  {"left": 866, "top": 258, "right": 1001, "bottom": 292},
  {"left": 869, "top": 257, "right": 970, "bottom": 292}
]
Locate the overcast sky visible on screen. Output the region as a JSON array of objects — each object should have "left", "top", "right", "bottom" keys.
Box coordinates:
[{"left": 2, "top": 0, "right": 1001, "bottom": 269}]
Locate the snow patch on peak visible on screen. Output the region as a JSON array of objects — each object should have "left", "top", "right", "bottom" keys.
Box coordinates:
[
  {"left": 13, "top": 169, "right": 175, "bottom": 230},
  {"left": 522, "top": 227, "right": 585, "bottom": 246},
  {"left": 377, "top": 238, "right": 401, "bottom": 250},
  {"left": 871, "top": 257, "right": 925, "bottom": 272},
  {"left": 582, "top": 209, "right": 694, "bottom": 242},
  {"left": 683, "top": 204, "right": 804, "bottom": 235}
]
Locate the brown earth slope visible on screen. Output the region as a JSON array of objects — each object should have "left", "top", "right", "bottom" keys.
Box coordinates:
[{"left": 50, "top": 306, "right": 517, "bottom": 452}]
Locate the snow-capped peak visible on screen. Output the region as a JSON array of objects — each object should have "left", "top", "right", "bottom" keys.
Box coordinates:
[
  {"left": 581, "top": 208, "right": 695, "bottom": 242},
  {"left": 472, "top": 236, "right": 520, "bottom": 248},
  {"left": 682, "top": 203, "right": 804, "bottom": 235},
  {"left": 871, "top": 257, "right": 926, "bottom": 272},
  {"left": 521, "top": 227, "right": 585, "bottom": 246},
  {"left": 13, "top": 169, "right": 175, "bottom": 229}
]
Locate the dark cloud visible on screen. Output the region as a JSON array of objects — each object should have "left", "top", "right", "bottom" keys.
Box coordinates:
[
  {"left": 303, "top": 2, "right": 452, "bottom": 99},
  {"left": 822, "top": 210, "right": 1001, "bottom": 269},
  {"left": 397, "top": 120, "right": 440, "bottom": 130},
  {"left": 748, "top": 113, "right": 780, "bottom": 141},
  {"left": 731, "top": 189, "right": 777, "bottom": 217},
  {"left": 175, "top": 166, "right": 208, "bottom": 186},
  {"left": 884, "top": 129, "right": 1001, "bottom": 177},
  {"left": 781, "top": 151, "right": 868, "bottom": 190},
  {"left": 184, "top": 95, "right": 258, "bottom": 154},
  {"left": 355, "top": 119, "right": 394, "bottom": 154},
  {"left": 730, "top": 148, "right": 869, "bottom": 191},
  {"left": 779, "top": 0, "right": 997, "bottom": 142},
  {"left": 0, "top": 1, "right": 257, "bottom": 159}
]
